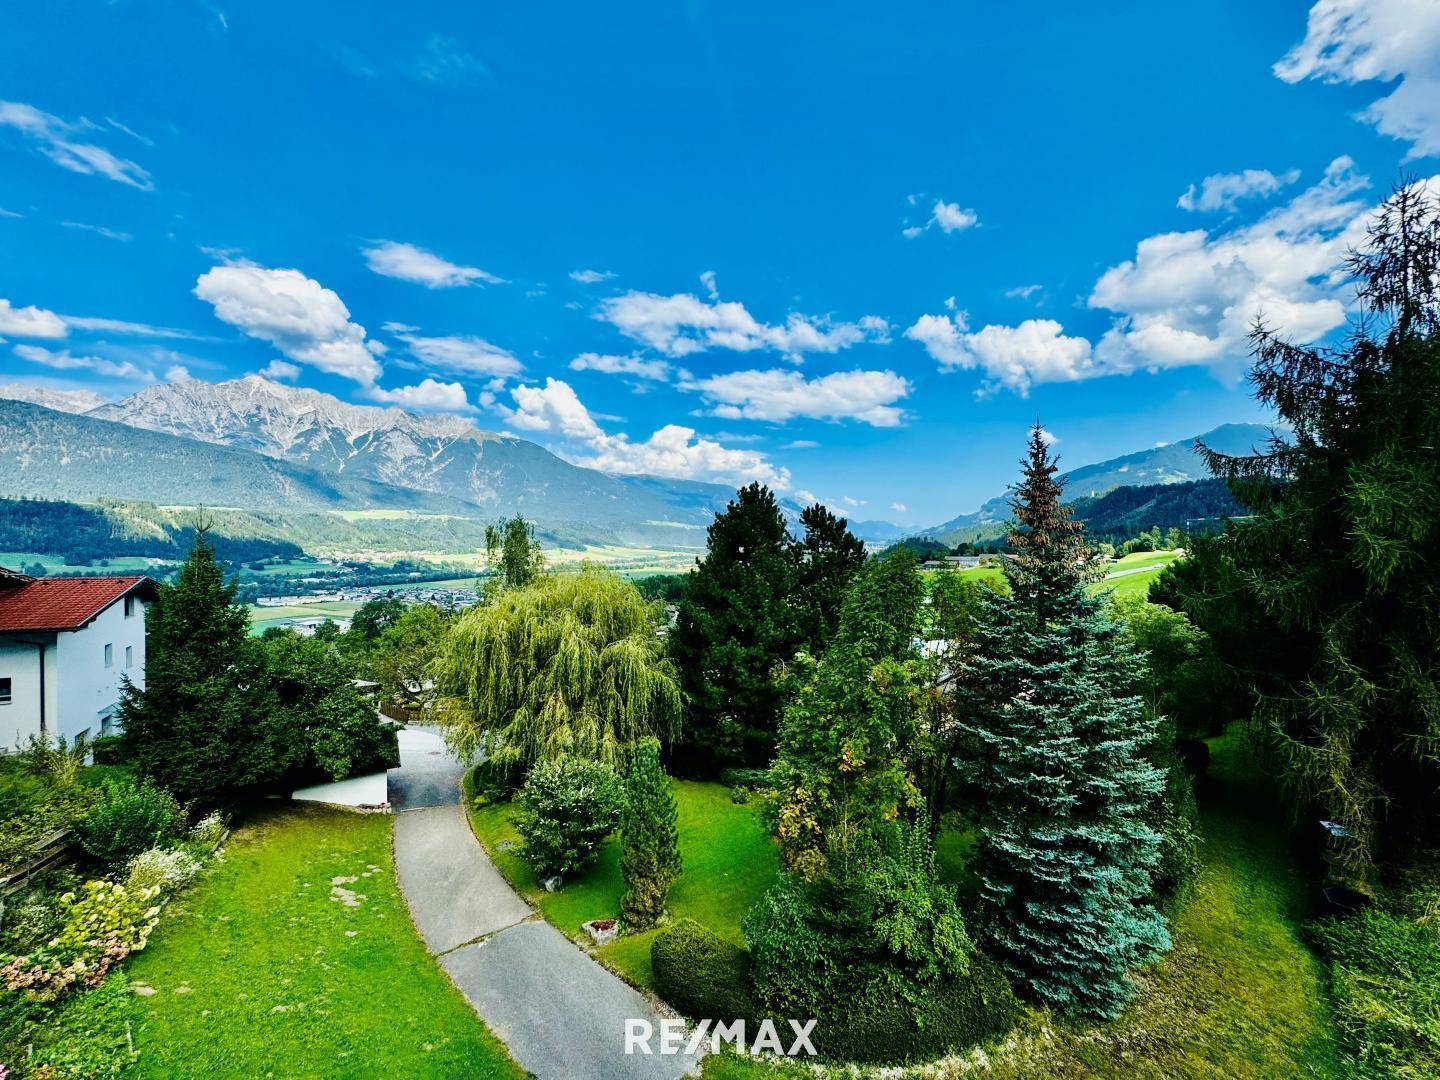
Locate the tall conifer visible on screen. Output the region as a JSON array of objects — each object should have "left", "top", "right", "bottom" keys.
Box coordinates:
[{"left": 961, "top": 426, "right": 1169, "bottom": 1017}]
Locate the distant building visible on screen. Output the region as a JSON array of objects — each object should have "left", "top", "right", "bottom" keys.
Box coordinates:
[{"left": 0, "top": 569, "right": 157, "bottom": 751}]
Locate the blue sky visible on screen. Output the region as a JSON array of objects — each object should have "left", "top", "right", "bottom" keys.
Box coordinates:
[{"left": 2, "top": 0, "right": 1438, "bottom": 525}]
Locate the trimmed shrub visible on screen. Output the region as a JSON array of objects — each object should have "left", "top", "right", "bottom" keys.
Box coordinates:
[
  {"left": 652, "top": 919, "right": 758, "bottom": 1024},
  {"left": 619, "top": 739, "right": 682, "bottom": 930},
  {"left": 651, "top": 917, "right": 1020, "bottom": 1065},
  {"left": 126, "top": 846, "right": 201, "bottom": 893},
  {"left": 809, "top": 953, "right": 1020, "bottom": 1064},
  {"left": 514, "top": 756, "right": 621, "bottom": 880},
  {"left": 77, "top": 780, "right": 182, "bottom": 871}
]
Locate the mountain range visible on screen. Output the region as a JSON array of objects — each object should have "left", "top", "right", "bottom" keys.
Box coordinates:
[
  {"left": 921, "top": 422, "right": 1279, "bottom": 546},
  {"left": 0, "top": 376, "right": 1276, "bottom": 551}
]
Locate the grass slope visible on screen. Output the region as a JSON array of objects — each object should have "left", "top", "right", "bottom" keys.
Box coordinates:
[
  {"left": 468, "top": 778, "right": 778, "bottom": 990},
  {"left": 41, "top": 806, "right": 521, "bottom": 1078}
]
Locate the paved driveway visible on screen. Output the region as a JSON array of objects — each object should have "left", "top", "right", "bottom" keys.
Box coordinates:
[
  {"left": 387, "top": 725, "right": 467, "bottom": 811},
  {"left": 391, "top": 797, "right": 704, "bottom": 1078}
]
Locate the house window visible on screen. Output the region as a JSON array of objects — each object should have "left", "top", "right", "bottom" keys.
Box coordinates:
[
  {"left": 123, "top": 595, "right": 135, "bottom": 618},
  {"left": 125, "top": 645, "right": 134, "bottom": 669},
  {"left": 0, "top": 678, "right": 10, "bottom": 705},
  {"left": 104, "top": 643, "right": 113, "bottom": 668}
]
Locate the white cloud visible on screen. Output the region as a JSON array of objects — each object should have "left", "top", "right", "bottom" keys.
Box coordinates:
[
  {"left": 1178, "top": 168, "right": 1300, "bottom": 212},
  {"left": 568, "top": 352, "right": 673, "bottom": 381},
  {"left": 409, "top": 34, "right": 489, "bottom": 88},
  {"left": 0, "top": 101, "right": 153, "bottom": 189},
  {"left": 60, "top": 221, "right": 132, "bottom": 242},
  {"left": 164, "top": 364, "right": 191, "bottom": 382},
  {"left": 367, "top": 378, "right": 472, "bottom": 412},
  {"left": 794, "top": 489, "right": 818, "bottom": 504},
  {"left": 1091, "top": 157, "right": 1372, "bottom": 375},
  {"left": 1005, "top": 284, "right": 1044, "bottom": 301},
  {"left": 581, "top": 425, "right": 789, "bottom": 489},
  {"left": 699, "top": 270, "right": 719, "bottom": 300},
  {"left": 394, "top": 332, "right": 523, "bottom": 378},
  {"left": 194, "top": 264, "right": 382, "bottom": 384},
  {"left": 499, "top": 378, "right": 604, "bottom": 439},
  {"left": 60, "top": 315, "right": 199, "bottom": 339},
  {"left": 890, "top": 502, "right": 907, "bottom": 513},
  {"left": 362, "top": 240, "right": 503, "bottom": 288},
  {"left": 783, "top": 439, "right": 820, "bottom": 449},
  {"left": 1038, "top": 429, "right": 1060, "bottom": 446},
  {"left": 904, "top": 198, "right": 979, "bottom": 239},
  {"left": 685, "top": 368, "right": 911, "bottom": 427},
  {"left": 905, "top": 315, "right": 1096, "bottom": 395},
  {"left": 0, "top": 298, "right": 67, "bottom": 339},
  {"left": 496, "top": 377, "right": 788, "bottom": 488},
  {"left": 599, "top": 290, "right": 888, "bottom": 359},
  {"left": 569, "top": 269, "right": 615, "bottom": 284},
  {"left": 1276, "top": 0, "right": 1440, "bottom": 159},
  {"left": 839, "top": 495, "right": 865, "bottom": 507},
  {"left": 14, "top": 344, "right": 153, "bottom": 382},
  {"left": 260, "top": 359, "right": 300, "bottom": 381}
]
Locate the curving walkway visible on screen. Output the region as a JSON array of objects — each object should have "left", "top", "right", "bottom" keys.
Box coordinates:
[{"left": 390, "top": 737, "right": 704, "bottom": 1079}]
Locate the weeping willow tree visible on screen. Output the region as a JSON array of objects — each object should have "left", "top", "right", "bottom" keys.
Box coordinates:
[{"left": 435, "top": 567, "right": 681, "bottom": 771}]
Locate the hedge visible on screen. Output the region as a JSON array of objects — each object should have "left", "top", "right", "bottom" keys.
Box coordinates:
[{"left": 651, "top": 917, "right": 1020, "bottom": 1065}]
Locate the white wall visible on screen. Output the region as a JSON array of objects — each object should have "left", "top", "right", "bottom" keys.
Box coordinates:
[
  {"left": 0, "top": 637, "right": 50, "bottom": 751},
  {"left": 52, "top": 596, "right": 147, "bottom": 744}
]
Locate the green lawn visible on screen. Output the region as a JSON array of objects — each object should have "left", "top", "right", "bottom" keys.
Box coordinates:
[
  {"left": 468, "top": 779, "right": 779, "bottom": 990},
  {"left": 38, "top": 805, "right": 521, "bottom": 1078},
  {"left": 247, "top": 600, "right": 364, "bottom": 635},
  {"left": 0, "top": 551, "right": 170, "bottom": 575}
]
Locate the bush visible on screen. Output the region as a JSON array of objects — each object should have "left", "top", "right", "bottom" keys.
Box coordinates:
[
  {"left": 77, "top": 780, "right": 182, "bottom": 871},
  {"left": 0, "top": 879, "right": 161, "bottom": 1001},
  {"left": 188, "top": 811, "right": 226, "bottom": 848},
  {"left": 514, "top": 757, "right": 621, "bottom": 880},
  {"left": 651, "top": 917, "right": 1020, "bottom": 1065},
  {"left": 651, "top": 918, "right": 758, "bottom": 1023},
  {"left": 718, "top": 767, "right": 772, "bottom": 792},
  {"left": 126, "top": 847, "right": 201, "bottom": 893},
  {"left": 808, "top": 953, "right": 1020, "bottom": 1064},
  {"left": 1311, "top": 907, "right": 1440, "bottom": 1077},
  {"left": 619, "top": 739, "right": 682, "bottom": 930}
]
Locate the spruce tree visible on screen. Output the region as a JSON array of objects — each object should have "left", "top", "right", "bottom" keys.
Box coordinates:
[
  {"left": 961, "top": 425, "right": 1169, "bottom": 1017},
  {"left": 670, "top": 483, "right": 800, "bottom": 769},
  {"left": 1181, "top": 183, "right": 1440, "bottom": 880},
  {"left": 120, "top": 530, "right": 275, "bottom": 803},
  {"left": 794, "top": 503, "right": 868, "bottom": 655},
  {"left": 619, "top": 737, "right": 682, "bottom": 930}
]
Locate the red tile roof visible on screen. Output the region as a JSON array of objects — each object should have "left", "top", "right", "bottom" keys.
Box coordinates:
[{"left": 0, "top": 576, "right": 156, "bottom": 633}]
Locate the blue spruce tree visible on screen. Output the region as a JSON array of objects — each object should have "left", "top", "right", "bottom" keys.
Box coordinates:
[{"left": 961, "top": 424, "right": 1170, "bottom": 1017}]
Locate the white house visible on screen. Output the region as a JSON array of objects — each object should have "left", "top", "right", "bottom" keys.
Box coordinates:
[{"left": 0, "top": 567, "right": 156, "bottom": 751}]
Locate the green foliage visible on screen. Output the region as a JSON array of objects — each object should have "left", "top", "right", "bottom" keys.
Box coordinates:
[
  {"left": 805, "top": 953, "right": 1019, "bottom": 1065},
  {"left": 118, "top": 530, "right": 270, "bottom": 803},
  {"left": 77, "top": 779, "right": 182, "bottom": 870},
  {"left": 485, "top": 514, "right": 544, "bottom": 593},
  {"left": 794, "top": 502, "right": 868, "bottom": 654},
  {"left": 369, "top": 602, "right": 452, "bottom": 711},
  {"left": 651, "top": 917, "right": 759, "bottom": 1023},
  {"left": 436, "top": 567, "right": 680, "bottom": 772},
  {"left": 670, "top": 483, "right": 801, "bottom": 769},
  {"left": 619, "top": 738, "right": 682, "bottom": 930},
  {"left": 257, "top": 630, "right": 400, "bottom": 781},
  {"left": 654, "top": 916, "right": 1016, "bottom": 1066},
  {"left": 1111, "top": 594, "right": 1235, "bottom": 739},
  {"left": 960, "top": 425, "right": 1169, "bottom": 1018},
  {"left": 770, "top": 548, "right": 925, "bottom": 878},
  {"left": 1, "top": 879, "right": 161, "bottom": 1002},
  {"left": 514, "top": 756, "right": 623, "bottom": 880},
  {"left": 1180, "top": 186, "right": 1440, "bottom": 879},
  {"left": 1311, "top": 905, "right": 1440, "bottom": 1078},
  {"left": 348, "top": 594, "right": 408, "bottom": 640},
  {"left": 633, "top": 572, "right": 689, "bottom": 603}
]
